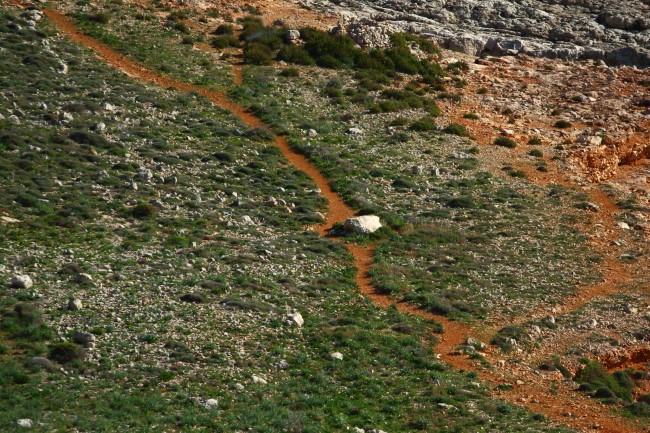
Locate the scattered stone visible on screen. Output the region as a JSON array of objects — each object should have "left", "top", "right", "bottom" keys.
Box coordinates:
[
  {"left": 346, "top": 127, "right": 363, "bottom": 135},
  {"left": 276, "top": 359, "right": 289, "bottom": 369},
  {"left": 16, "top": 419, "right": 32, "bottom": 429},
  {"left": 242, "top": 215, "right": 255, "bottom": 225},
  {"left": 10, "top": 275, "right": 33, "bottom": 289},
  {"left": 411, "top": 165, "right": 423, "bottom": 175},
  {"left": 234, "top": 383, "right": 245, "bottom": 391},
  {"left": 330, "top": 352, "right": 344, "bottom": 360},
  {"left": 616, "top": 221, "right": 630, "bottom": 229},
  {"left": 587, "top": 318, "right": 599, "bottom": 328},
  {"left": 343, "top": 215, "right": 382, "bottom": 234},
  {"left": 67, "top": 298, "right": 83, "bottom": 311},
  {"left": 438, "top": 403, "right": 458, "bottom": 410},
  {"left": 203, "top": 399, "right": 219, "bottom": 409},
  {"left": 285, "top": 311, "right": 304, "bottom": 327},
  {"left": 71, "top": 331, "right": 95, "bottom": 347},
  {"left": 252, "top": 375, "right": 267, "bottom": 384}
]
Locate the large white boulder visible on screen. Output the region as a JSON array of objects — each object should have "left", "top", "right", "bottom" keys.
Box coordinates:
[{"left": 344, "top": 215, "right": 382, "bottom": 234}]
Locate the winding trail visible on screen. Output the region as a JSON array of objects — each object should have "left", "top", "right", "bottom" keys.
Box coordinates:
[{"left": 11, "top": 3, "right": 644, "bottom": 432}]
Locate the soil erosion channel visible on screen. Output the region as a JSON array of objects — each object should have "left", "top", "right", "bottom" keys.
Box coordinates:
[{"left": 28, "top": 5, "right": 643, "bottom": 433}]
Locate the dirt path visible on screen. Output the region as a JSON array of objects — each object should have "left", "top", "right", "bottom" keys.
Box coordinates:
[{"left": 10, "top": 2, "right": 644, "bottom": 432}]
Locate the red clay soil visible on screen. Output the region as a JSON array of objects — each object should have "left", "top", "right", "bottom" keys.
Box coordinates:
[{"left": 9, "top": 3, "right": 646, "bottom": 432}]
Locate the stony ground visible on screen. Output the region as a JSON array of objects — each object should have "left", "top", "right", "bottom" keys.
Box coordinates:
[{"left": 0, "top": 0, "right": 649, "bottom": 432}]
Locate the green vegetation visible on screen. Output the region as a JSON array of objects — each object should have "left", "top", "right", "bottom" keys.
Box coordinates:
[
  {"left": 443, "top": 122, "right": 470, "bottom": 137},
  {"left": 575, "top": 359, "right": 634, "bottom": 402},
  {"left": 0, "top": 5, "right": 583, "bottom": 432},
  {"left": 494, "top": 136, "right": 517, "bottom": 148}
]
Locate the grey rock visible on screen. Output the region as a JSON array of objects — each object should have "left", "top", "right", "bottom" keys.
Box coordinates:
[
  {"left": 10, "top": 275, "right": 33, "bottom": 289},
  {"left": 300, "top": 0, "right": 650, "bottom": 66},
  {"left": 67, "top": 298, "right": 83, "bottom": 311},
  {"left": 285, "top": 29, "right": 301, "bottom": 42},
  {"left": 71, "top": 331, "right": 95, "bottom": 347}
]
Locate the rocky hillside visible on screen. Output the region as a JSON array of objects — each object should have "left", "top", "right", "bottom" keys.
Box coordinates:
[{"left": 300, "top": 0, "right": 650, "bottom": 66}]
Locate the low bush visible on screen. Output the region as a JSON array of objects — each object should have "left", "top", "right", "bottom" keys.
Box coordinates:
[
  {"left": 443, "top": 122, "right": 469, "bottom": 137},
  {"left": 574, "top": 359, "right": 634, "bottom": 402},
  {"left": 48, "top": 342, "right": 85, "bottom": 364},
  {"left": 494, "top": 137, "right": 516, "bottom": 148},
  {"left": 243, "top": 43, "right": 274, "bottom": 65},
  {"left": 212, "top": 35, "right": 240, "bottom": 49}
]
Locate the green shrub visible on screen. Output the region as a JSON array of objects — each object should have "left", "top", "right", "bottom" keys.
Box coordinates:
[
  {"left": 212, "top": 35, "right": 241, "bottom": 49},
  {"left": 239, "top": 15, "right": 265, "bottom": 40},
  {"left": 463, "top": 113, "right": 479, "bottom": 120},
  {"left": 173, "top": 22, "right": 191, "bottom": 34},
  {"left": 279, "top": 68, "right": 300, "bottom": 77},
  {"left": 574, "top": 359, "right": 634, "bottom": 402},
  {"left": 554, "top": 120, "right": 572, "bottom": 129},
  {"left": 443, "top": 122, "right": 469, "bottom": 137},
  {"left": 130, "top": 202, "right": 157, "bottom": 219},
  {"left": 243, "top": 43, "right": 274, "bottom": 65},
  {"left": 626, "top": 402, "right": 650, "bottom": 417},
  {"left": 494, "top": 137, "right": 516, "bottom": 148},
  {"left": 213, "top": 24, "right": 233, "bottom": 35},
  {"left": 87, "top": 12, "right": 110, "bottom": 24},
  {"left": 48, "top": 342, "right": 85, "bottom": 364},
  {"left": 409, "top": 117, "right": 436, "bottom": 132},
  {"left": 528, "top": 149, "right": 543, "bottom": 158},
  {"left": 446, "top": 196, "right": 474, "bottom": 208},
  {"left": 528, "top": 137, "right": 542, "bottom": 145},
  {"left": 277, "top": 45, "right": 314, "bottom": 65}
]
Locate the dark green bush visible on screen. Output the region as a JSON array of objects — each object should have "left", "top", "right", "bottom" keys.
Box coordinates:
[
  {"left": 574, "top": 360, "right": 634, "bottom": 402},
  {"left": 243, "top": 43, "right": 274, "bottom": 65},
  {"left": 212, "top": 35, "right": 241, "bottom": 49},
  {"left": 87, "top": 12, "right": 110, "bottom": 24},
  {"left": 443, "top": 122, "right": 469, "bottom": 137},
  {"left": 48, "top": 342, "right": 85, "bottom": 364},
  {"left": 130, "top": 202, "right": 157, "bottom": 219},
  {"left": 277, "top": 45, "right": 314, "bottom": 65},
  {"left": 446, "top": 196, "right": 474, "bottom": 208},
  {"left": 494, "top": 137, "right": 517, "bottom": 148},
  {"left": 213, "top": 24, "right": 233, "bottom": 35},
  {"left": 409, "top": 117, "right": 437, "bottom": 132},
  {"left": 279, "top": 67, "right": 300, "bottom": 77},
  {"left": 554, "top": 120, "right": 572, "bottom": 129}
]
